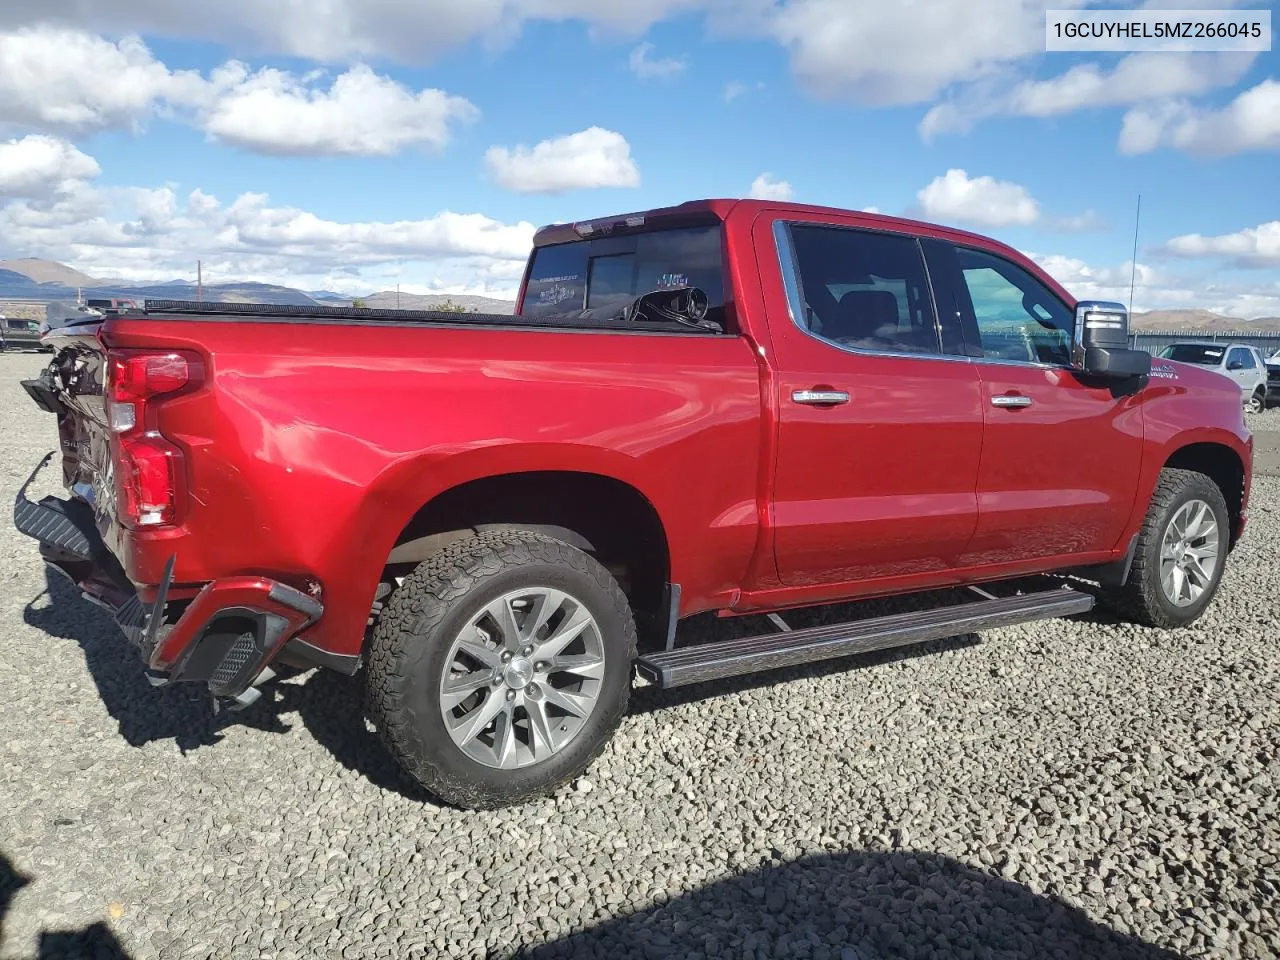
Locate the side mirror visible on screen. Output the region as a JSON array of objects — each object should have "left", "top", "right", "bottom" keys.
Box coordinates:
[
  {"left": 1073, "top": 301, "right": 1151, "bottom": 380},
  {"left": 1227, "top": 359, "right": 1245, "bottom": 371}
]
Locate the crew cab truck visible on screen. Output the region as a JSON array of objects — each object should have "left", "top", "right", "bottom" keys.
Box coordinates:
[{"left": 15, "top": 200, "right": 1253, "bottom": 809}]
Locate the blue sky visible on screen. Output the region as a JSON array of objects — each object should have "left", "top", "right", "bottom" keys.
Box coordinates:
[{"left": 0, "top": 1, "right": 1276, "bottom": 315}]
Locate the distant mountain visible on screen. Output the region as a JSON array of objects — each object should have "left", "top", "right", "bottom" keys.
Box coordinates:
[
  {"left": 360, "top": 291, "right": 517, "bottom": 314},
  {"left": 0, "top": 269, "right": 35, "bottom": 286},
  {"left": 119, "top": 281, "right": 320, "bottom": 306},
  {"left": 1131, "top": 309, "right": 1280, "bottom": 333},
  {"left": 0, "top": 271, "right": 321, "bottom": 308},
  {"left": 0, "top": 259, "right": 521, "bottom": 311},
  {"left": 0, "top": 258, "right": 99, "bottom": 287}
]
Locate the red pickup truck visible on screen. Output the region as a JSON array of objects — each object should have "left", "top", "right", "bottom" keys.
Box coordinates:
[{"left": 16, "top": 199, "right": 1253, "bottom": 808}]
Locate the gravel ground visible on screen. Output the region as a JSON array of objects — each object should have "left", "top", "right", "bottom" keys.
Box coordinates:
[{"left": 1, "top": 350, "right": 1277, "bottom": 960}]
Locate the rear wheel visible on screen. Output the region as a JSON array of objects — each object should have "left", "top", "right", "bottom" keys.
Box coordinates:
[
  {"left": 366, "top": 530, "right": 636, "bottom": 809},
  {"left": 1102, "top": 468, "right": 1229, "bottom": 628}
]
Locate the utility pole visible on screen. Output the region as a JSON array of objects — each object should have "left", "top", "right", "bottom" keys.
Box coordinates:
[
  {"left": 197, "top": 260, "right": 203, "bottom": 302},
  {"left": 396, "top": 284, "right": 401, "bottom": 310}
]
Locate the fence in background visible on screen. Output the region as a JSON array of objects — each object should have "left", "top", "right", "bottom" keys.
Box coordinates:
[{"left": 1133, "top": 331, "right": 1280, "bottom": 357}]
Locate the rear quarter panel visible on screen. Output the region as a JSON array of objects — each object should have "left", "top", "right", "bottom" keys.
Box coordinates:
[{"left": 104, "top": 318, "right": 763, "bottom": 656}]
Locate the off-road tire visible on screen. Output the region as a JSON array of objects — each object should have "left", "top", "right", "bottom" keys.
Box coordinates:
[
  {"left": 366, "top": 529, "right": 636, "bottom": 809},
  {"left": 1102, "top": 468, "right": 1230, "bottom": 629}
]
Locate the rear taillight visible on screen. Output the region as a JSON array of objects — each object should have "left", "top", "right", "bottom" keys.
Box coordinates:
[
  {"left": 105, "top": 350, "right": 197, "bottom": 529},
  {"left": 107, "top": 353, "right": 190, "bottom": 432},
  {"left": 116, "top": 435, "right": 184, "bottom": 527}
]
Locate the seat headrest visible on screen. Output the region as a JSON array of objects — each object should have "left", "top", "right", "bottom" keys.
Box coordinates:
[{"left": 827, "top": 289, "right": 900, "bottom": 341}]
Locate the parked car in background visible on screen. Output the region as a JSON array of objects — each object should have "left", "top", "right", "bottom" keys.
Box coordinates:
[
  {"left": 1158, "top": 341, "right": 1269, "bottom": 413},
  {"left": 1, "top": 314, "right": 45, "bottom": 351}
]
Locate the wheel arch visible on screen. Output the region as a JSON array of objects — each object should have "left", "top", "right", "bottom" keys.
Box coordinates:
[
  {"left": 379, "top": 469, "right": 673, "bottom": 648},
  {"left": 1162, "top": 441, "right": 1247, "bottom": 545}
]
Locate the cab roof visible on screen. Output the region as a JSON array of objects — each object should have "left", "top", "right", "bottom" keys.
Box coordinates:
[{"left": 531, "top": 198, "right": 1012, "bottom": 252}]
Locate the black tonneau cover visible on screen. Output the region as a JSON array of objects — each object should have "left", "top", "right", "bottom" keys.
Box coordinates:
[{"left": 137, "top": 299, "right": 722, "bottom": 335}]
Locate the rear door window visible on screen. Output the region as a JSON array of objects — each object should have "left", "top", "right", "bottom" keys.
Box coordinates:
[
  {"left": 522, "top": 226, "right": 725, "bottom": 327},
  {"left": 782, "top": 224, "right": 941, "bottom": 355}
]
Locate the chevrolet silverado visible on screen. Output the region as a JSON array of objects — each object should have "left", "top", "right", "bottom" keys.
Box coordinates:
[{"left": 15, "top": 200, "right": 1253, "bottom": 808}]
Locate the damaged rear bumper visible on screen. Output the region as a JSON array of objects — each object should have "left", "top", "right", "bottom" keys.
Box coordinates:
[{"left": 14, "top": 453, "right": 325, "bottom": 701}]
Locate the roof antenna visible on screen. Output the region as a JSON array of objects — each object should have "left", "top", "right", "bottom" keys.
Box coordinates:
[{"left": 1127, "top": 194, "right": 1141, "bottom": 316}]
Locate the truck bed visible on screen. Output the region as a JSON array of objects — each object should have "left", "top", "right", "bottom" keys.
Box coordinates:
[{"left": 41, "top": 303, "right": 765, "bottom": 665}]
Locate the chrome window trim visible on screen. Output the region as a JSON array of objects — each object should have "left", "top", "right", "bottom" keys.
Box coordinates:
[
  {"left": 770, "top": 218, "right": 969, "bottom": 365},
  {"left": 969, "top": 355, "right": 1068, "bottom": 372}
]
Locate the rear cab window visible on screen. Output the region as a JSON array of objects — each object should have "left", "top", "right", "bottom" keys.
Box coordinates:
[{"left": 521, "top": 225, "right": 726, "bottom": 330}]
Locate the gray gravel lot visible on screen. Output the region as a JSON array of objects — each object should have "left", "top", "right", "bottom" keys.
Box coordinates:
[{"left": 1, "top": 350, "right": 1277, "bottom": 960}]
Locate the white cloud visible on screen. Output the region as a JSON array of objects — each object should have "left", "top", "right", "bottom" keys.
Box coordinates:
[
  {"left": 0, "top": 178, "right": 536, "bottom": 297},
  {"left": 10, "top": 4, "right": 1254, "bottom": 150},
  {"left": 1161, "top": 222, "right": 1280, "bottom": 268},
  {"left": 917, "top": 169, "right": 1039, "bottom": 227},
  {"left": 1010, "top": 53, "right": 1249, "bottom": 117},
  {"left": 0, "top": 0, "right": 1095, "bottom": 116},
  {"left": 223, "top": 194, "right": 533, "bottom": 260},
  {"left": 1051, "top": 209, "right": 1105, "bottom": 233},
  {"left": 1030, "top": 253, "right": 1160, "bottom": 301},
  {"left": 748, "top": 173, "right": 794, "bottom": 201},
  {"left": 920, "top": 52, "right": 1252, "bottom": 140},
  {"left": 628, "top": 42, "right": 685, "bottom": 79},
  {"left": 769, "top": 0, "right": 1058, "bottom": 106},
  {"left": 0, "top": 135, "right": 100, "bottom": 198},
  {"left": 0, "top": 27, "right": 204, "bottom": 133},
  {"left": 1119, "top": 79, "right": 1280, "bottom": 156},
  {"left": 0, "top": 0, "right": 715, "bottom": 65},
  {"left": 484, "top": 127, "right": 640, "bottom": 193},
  {"left": 0, "top": 27, "right": 477, "bottom": 158},
  {"left": 201, "top": 64, "right": 477, "bottom": 156},
  {"left": 723, "top": 79, "right": 765, "bottom": 101},
  {"left": 1028, "top": 251, "right": 1280, "bottom": 319}
]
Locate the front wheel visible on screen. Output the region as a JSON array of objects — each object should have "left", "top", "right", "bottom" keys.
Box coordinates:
[
  {"left": 366, "top": 530, "right": 637, "bottom": 809},
  {"left": 1102, "top": 468, "right": 1230, "bottom": 629},
  {"left": 1246, "top": 390, "right": 1265, "bottom": 414}
]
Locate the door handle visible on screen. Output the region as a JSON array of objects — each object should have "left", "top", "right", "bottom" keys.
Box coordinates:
[
  {"left": 990, "top": 394, "right": 1033, "bottom": 408},
  {"left": 793, "top": 389, "right": 850, "bottom": 406}
]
